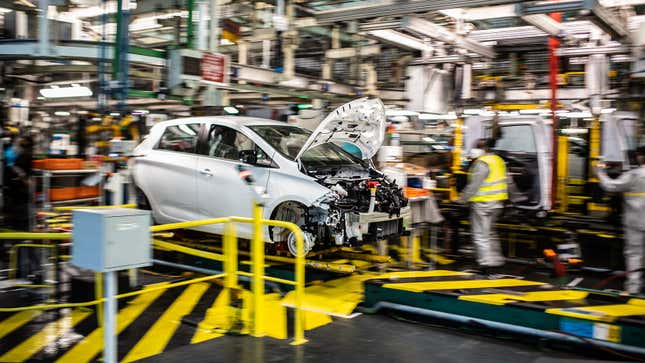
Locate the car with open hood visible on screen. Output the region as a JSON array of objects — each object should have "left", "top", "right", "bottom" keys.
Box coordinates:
[{"left": 131, "top": 98, "right": 408, "bottom": 255}]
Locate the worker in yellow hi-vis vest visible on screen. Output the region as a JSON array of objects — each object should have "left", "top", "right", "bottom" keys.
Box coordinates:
[
  {"left": 457, "top": 138, "right": 510, "bottom": 269},
  {"left": 597, "top": 145, "right": 645, "bottom": 295}
]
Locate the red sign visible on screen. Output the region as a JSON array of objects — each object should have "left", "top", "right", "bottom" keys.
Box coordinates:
[{"left": 201, "top": 52, "right": 229, "bottom": 85}]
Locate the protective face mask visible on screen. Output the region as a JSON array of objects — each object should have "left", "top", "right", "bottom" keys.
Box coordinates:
[{"left": 469, "top": 148, "right": 485, "bottom": 159}]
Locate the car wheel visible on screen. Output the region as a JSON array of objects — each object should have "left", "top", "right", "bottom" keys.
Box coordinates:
[{"left": 269, "top": 201, "right": 313, "bottom": 256}]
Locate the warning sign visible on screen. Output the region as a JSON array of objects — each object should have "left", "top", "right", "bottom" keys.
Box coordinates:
[{"left": 201, "top": 52, "right": 229, "bottom": 85}]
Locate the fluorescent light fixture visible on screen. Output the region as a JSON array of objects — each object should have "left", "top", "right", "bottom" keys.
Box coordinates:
[
  {"left": 566, "top": 111, "right": 592, "bottom": 118},
  {"left": 92, "top": 117, "right": 102, "bottom": 121},
  {"left": 366, "top": 29, "right": 429, "bottom": 51},
  {"left": 600, "top": 108, "right": 616, "bottom": 114},
  {"left": 132, "top": 109, "right": 149, "bottom": 115},
  {"left": 0, "top": 7, "right": 13, "bottom": 13},
  {"left": 40, "top": 86, "right": 92, "bottom": 99},
  {"left": 562, "top": 128, "right": 589, "bottom": 135},
  {"left": 385, "top": 109, "right": 419, "bottom": 117},
  {"left": 555, "top": 110, "right": 570, "bottom": 115},
  {"left": 110, "top": 112, "right": 121, "bottom": 117},
  {"left": 224, "top": 106, "right": 239, "bottom": 114},
  {"left": 54, "top": 111, "right": 71, "bottom": 116},
  {"left": 463, "top": 109, "right": 482, "bottom": 115}
]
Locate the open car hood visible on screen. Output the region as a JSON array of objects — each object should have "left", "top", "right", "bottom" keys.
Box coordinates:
[{"left": 295, "top": 97, "right": 386, "bottom": 161}]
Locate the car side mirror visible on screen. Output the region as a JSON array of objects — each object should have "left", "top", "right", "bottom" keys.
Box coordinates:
[{"left": 239, "top": 149, "right": 257, "bottom": 165}]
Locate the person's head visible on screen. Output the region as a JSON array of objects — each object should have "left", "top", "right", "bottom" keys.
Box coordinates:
[
  {"left": 636, "top": 146, "right": 645, "bottom": 166},
  {"left": 469, "top": 139, "right": 488, "bottom": 159}
]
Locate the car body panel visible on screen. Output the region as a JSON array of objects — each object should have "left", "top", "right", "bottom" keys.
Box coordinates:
[
  {"left": 462, "top": 115, "right": 552, "bottom": 212},
  {"left": 131, "top": 109, "right": 405, "bottom": 244},
  {"left": 295, "top": 97, "right": 386, "bottom": 161}
]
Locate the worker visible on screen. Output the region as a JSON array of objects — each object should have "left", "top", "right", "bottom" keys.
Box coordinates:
[
  {"left": 456, "top": 138, "right": 509, "bottom": 270},
  {"left": 597, "top": 145, "right": 645, "bottom": 294}
]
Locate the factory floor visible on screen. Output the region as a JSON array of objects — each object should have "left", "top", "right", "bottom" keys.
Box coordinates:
[{"left": 141, "top": 314, "right": 615, "bottom": 363}]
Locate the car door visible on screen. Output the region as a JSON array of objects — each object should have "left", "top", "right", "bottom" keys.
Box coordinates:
[
  {"left": 141, "top": 122, "right": 203, "bottom": 222},
  {"left": 195, "top": 123, "right": 272, "bottom": 236}
]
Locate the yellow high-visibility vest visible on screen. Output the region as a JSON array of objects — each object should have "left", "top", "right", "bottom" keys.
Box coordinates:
[{"left": 469, "top": 154, "right": 509, "bottom": 202}]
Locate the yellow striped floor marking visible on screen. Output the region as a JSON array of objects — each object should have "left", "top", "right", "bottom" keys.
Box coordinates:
[
  {"left": 382, "top": 279, "right": 544, "bottom": 293},
  {"left": 0, "top": 309, "right": 91, "bottom": 362},
  {"left": 0, "top": 310, "right": 42, "bottom": 340},
  {"left": 191, "top": 288, "right": 240, "bottom": 344},
  {"left": 546, "top": 299, "right": 645, "bottom": 323},
  {"left": 122, "top": 283, "right": 210, "bottom": 363},
  {"left": 459, "top": 290, "right": 589, "bottom": 306},
  {"left": 55, "top": 284, "right": 168, "bottom": 363}
]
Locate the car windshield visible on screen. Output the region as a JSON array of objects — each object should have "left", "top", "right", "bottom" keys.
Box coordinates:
[{"left": 248, "top": 125, "right": 362, "bottom": 166}]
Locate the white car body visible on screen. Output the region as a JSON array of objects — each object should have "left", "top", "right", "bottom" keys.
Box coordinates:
[{"left": 131, "top": 98, "right": 408, "bottom": 253}]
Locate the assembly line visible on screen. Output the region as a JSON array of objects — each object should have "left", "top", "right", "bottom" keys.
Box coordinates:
[{"left": 0, "top": 0, "right": 644, "bottom": 362}]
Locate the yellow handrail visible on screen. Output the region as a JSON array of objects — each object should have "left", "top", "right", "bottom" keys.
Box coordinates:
[{"left": 0, "top": 206, "right": 308, "bottom": 345}]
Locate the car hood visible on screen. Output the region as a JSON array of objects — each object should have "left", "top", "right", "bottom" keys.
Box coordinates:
[{"left": 295, "top": 97, "right": 386, "bottom": 161}]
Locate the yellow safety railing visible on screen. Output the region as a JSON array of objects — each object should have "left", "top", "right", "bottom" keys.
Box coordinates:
[{"left": 0, "top": 202, "right": 308, "bottom": 346}]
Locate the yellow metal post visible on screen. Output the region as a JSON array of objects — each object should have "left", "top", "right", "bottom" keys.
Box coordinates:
[
  {"left": 223, "top": 221, "right": 238, "bottom": 328},
  {"left": 587, "top": 117, "right": 601, "bottom": 212},
  {"left": 95, "top": 272, "right": 103, "bottom": 327},
  {"left": 557, "top": 135, "right": 569, "bottom": 213},
  {"left": 450, "top": 118, "right": 464, "bottom": 201},
  {"left": 291, "top": 226, "right": 307, "bottom": 345},
  {"left": 251, "top": 202, "right": 265, "bottom": 337}
]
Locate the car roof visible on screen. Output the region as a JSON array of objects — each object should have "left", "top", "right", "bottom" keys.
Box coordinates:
[{"left": 155, "top": 116, "right": 300, "bottom": 128}]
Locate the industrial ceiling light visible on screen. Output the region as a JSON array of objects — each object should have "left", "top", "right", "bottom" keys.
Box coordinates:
[
  {"left": 224, "top": 106, "right": 239, "bottom": 114},
  {"left": 365, "top": 29, "right": 430, "bottom": 52},
  {"left": 40, "top": 86, "right": 92, "bottom": 99},
  {"left": 54, "top": 111, "right": 71, "bottom": 116}
]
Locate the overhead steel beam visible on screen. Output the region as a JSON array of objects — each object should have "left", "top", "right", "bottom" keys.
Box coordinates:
[
  {"left": 314, "top": 0, "right": 520, "bottom": 24},
  {"left": 520, "top": 14, "right": 566, "bottom": 38},
  {"left": 517, "top": 0, "right": 628, "bottom": 39},
  {"left": 364, "top": 29, "right": 431, "bottom": 52},
  {"left": 556, "top": 44, "right": 629, "bottom": 56},
  {"left": 402, "top": 16, "right": 495, "bottom": 58}
]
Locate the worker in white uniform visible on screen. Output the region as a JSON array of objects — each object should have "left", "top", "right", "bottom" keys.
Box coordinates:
[
  {"left": 597, "top": 145, "right": 645, "bottom": 294},
  {"left": 457, "top": 138, "right": 510, "bottom": 269}
]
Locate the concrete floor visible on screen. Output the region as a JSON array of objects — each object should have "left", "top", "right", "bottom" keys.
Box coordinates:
[{"left": 140, "top": 314, "right": 624, "bottom": 363}]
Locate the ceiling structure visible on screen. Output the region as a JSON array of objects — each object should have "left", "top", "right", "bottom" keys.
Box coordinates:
[{"left": 0, "top": 0, "right": 643, "bottom": 112}]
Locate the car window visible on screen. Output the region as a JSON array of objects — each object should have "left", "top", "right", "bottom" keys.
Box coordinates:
[
  {"left": 203, "top": 125, "right": 274, "bottom": 166},
  {"left": 156, "top": 123, "right": 201, "bottom": 153},
  {"left": 495, "top": 125, "right": 537, "bottom": 153}
]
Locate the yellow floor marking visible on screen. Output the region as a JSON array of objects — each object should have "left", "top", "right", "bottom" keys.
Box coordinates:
[
  {"left": 282, "top": 274, "right": 378, "bottom": 317},
  {"left": 460, "top": 290, "right": 589, "bottom": 306},
  {"left": 383, "top": 279, "right": 544, "bottom": 293},
  {"left": 0, "top": 310, "right": 42, "bottom": 340},
  {"left": 191, "top": 288, "right": 238, "bottom": 344},
  {"left": 122, "top": 283, "right": 209, "bottom": 363},
  {"left": 55, "top": 284, "right": 168, "bottom": 363},
  {"left": 629, "top": 298, "right": 645, "bottom": 307},
  {"left": 378, "top": 270, "right": 471, "bottom": 279},
  {"left": 304, "top": 311, "right": 332, "bottom": 330},
  {"left": 0, "top": 309, "right": 91, "bottom": 362},
  {"left": 547, "top": 301, "right": 645, "bottom": 323},
  {"left": 261, "top": 293, "right": 287, "bottom": 339}
]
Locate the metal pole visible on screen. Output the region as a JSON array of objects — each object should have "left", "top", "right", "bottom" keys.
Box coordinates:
[
  {"left": 251, "top": 203, "right": 264, "bottom": 337},
  {"left": 103, "top": 271, "right": 117, "bottom": 363},
  {"left": 38, "top": 0, "right": 49, "bottom": 55},
  {"left": 197, "top": 1, "right": 208, "bottom": 50},
  {"left": 187, "top": 0, "right": 195, "bottom": 49},
  {"left": 209, "top": 0, "right": 220, "bottom": 51},
  {"left": 549, "top": 10, "right": 561, "bottom": 210}
]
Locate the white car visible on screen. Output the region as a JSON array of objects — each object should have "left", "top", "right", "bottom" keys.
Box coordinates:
[{"left": 131, "top": 98, "right": 408, "bottom": 255}]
